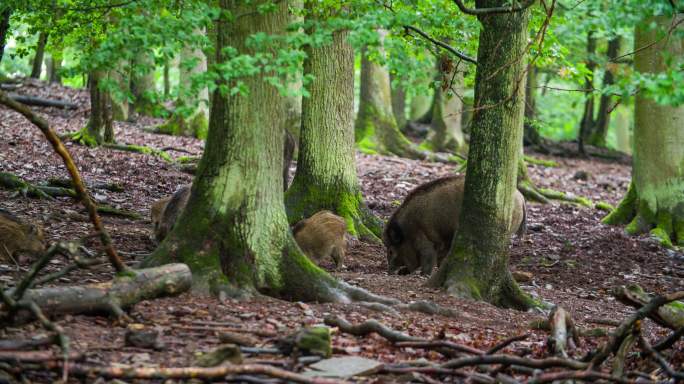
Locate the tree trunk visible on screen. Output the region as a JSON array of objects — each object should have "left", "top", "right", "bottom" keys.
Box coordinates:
[
  {"left": 390, "top": 73, "right": 407, "bottom": 129},
  {"left": 0, "top": 8, "right": 11, "bottom": 65},
  {"left": 156, "top": 29, "right": 209, "bottom": 139},
  {"left": 604, "top": 15, "right": 684, "bottom": 247},
  {"left": 355, "top": 33, "right": 424, "bottom": 159},
  {"left": 47, "top": 49, "right": 63, "bottom": 84},
  {"left": 589, "top": 36, "right": 621, "bottom": 147},
  {"left": 131, "top": 52, "right": 157, "bottom": 116},
  {"left": 30, "top": 32, "right": 48, "bottom": 79},
  {"left": 424, "top": 54, "right": 465, "bottom": 153},
  {"left": 523, "top": 65, "right": 542, "bottom": 146},
  {"left": 578, "top": 31, "right": 597, "bottom": 154},
  {"left": 285, "top": 18, "right": 382, "bottom": 241},
  {"left": 163, "top": 58, "right": 171, "bottom": 98},
  {"left": 110, "top": 62, "right": 130, "bottom": 122},
  {"left": 429, "top": 0, "right": 534, "bottom": 310},
  {"left": 78, "top": 70, "right": 114, "bottom": 146},
  {"left": 141, "top": 0, "right": 347, "bottom": 301}
]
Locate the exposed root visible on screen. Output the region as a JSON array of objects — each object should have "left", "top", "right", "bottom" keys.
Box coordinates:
[
  {"left": 103, "top": 143, "right": 173, "bottom": 162},
  {"left": 324, "top": 316, "right": 420, "bottom": 342},
  {"left": 523, "top": 155, "right": 558, "bottom": 167}
]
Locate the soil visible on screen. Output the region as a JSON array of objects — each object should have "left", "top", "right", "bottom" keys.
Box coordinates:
[{"left": 1, "top": 80, "right": 683, "bottom": 382}]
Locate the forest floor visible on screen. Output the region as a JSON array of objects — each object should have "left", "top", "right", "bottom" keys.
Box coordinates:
[{"left": 1, "top": 80, "right": 683, "bottom": 382}]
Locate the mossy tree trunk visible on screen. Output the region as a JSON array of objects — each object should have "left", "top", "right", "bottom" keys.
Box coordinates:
[
  {"left": 156, "top": 29, "right": 209, "bottom": 139},
  {"left": 30, "top": 32, "right": 48, "bottom": 79},
  {"left": 131, "top": 51, "right": 158, "bottom": 116},
  {"left": 355, "top": 32, "right": 424, "bottom": 159},
  {"left": 603, "top": 16, "right": 684, "bottom": 247},
  {"left": 523, "top": 65, "right": 542, "bottom": 146},
  {"left": 578, "top": 31, "right": 597, "bottom": 155},
  {"left": 0, "top": 7, "right": 10, "bottom": 65},
  {"left": 110, "top": 62, "right": 130, "bottom": 122},
  {"left": 390, "top": 73, "right": 407, "bottom": 129},
  {"left": 285, "top": 18, "right": 382, "bottom": 241},
  {"left": 429, "top": 0, "right": 534, "bottom": 310},
  {"left": 141, "top": 0, "right": 358, "bottom": 301},
  {"left": 424, "top": 54, "right": 465, "bottom": 154},
  {"left": 589, "top": 36, "right": 621, "bottom": 148},
  {"left": 284, "top": 0, "right": 303, "bottom": 148},
  {"left": 74, "top": 70, "right": 114, "bottom": 146},
  {"left": 47, "top": 48, "right": 63, "bottom": 84}
]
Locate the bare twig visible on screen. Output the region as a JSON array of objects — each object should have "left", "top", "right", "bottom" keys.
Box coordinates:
[
  {"left": 638, "top": 335, "right": 684, "bottom": 381},
  {"left": 486, "top": 334, "right": 529, "bottom": 355},
  {"left": 324, "top": 316, "right": 420, "bottom": 343},
  {"left": 0, "top": 90, "right": 127, "bottom": 273},
  {"left": 402, "top": 25, "right": 477, "bottom": 64},
  {"left": 452, "top": 0, "right": 536, "bottom": 15}
]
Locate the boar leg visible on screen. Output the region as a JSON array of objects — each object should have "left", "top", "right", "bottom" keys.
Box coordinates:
[
  {"left": 330, "top": 245, "right": 344, "bottom": 269},
  {"left": 413, "top": 232, "right": 440, "bottom": 275}
]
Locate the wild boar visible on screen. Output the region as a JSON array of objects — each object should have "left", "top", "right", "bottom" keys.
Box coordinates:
[
  {"left": 292, "top": 211, "right": 347, "bottom": 269},
  {"left": 383, "top": 176, "right": 526, "bottom": 275},
  {"left": 0, "top": 209, "right": 45, "bottom": 262},
  {"left": 151, "top": 185, "right": 191, "bottom": 242},
  {"left": 284, "top": 130, "right": 296, "bottom": 191}
]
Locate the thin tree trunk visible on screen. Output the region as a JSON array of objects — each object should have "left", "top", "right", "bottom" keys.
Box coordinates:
[
  {"left": 0, "top": 8, "right": 11, "bottom": 65},
  {"left": 523, "top": 65, "right": 541, "bottom": 146},
  {"left": 429, "top": 0, "right": 533, "bottom": 310},
  {"left": 47, "top": 49, "right": 63, "bottom": 84},
  {"left": 390, "top": 73, "right": 407, "bottom": 129},
  {"left": 141, "top": 0, "right": 344, "bottom": 300},
  {"left": 604, "top": 15, "right": 684, "bottom": 247},
  {"left": 30, "top": 32, "right": 48, "bottom": 79},
  {"left": 590, "top": 36, "right": 621, "bottom": 147},
  {"left": 285, "top": 18, "right": 382, "bottom": 241},
  {"left": 424, "top": 54, "right": 465, "bottom": 153},
  {"left": 156, "top": 30, "right": 209, "bottom": 138},
  {"left": 163, "top": 59, "right": 170, "bottom": 98},
  {"left": 578, "top": 31, "right": 597, "bottom": 155},
  {"left": 131, "top": 52, "right": 157, "bottom": 116},
  {"left": 78, "top": 70, "right": 114, "bottom": 145},
  {"left": 355, "top": 33, "right": 424, "bottom": 159}
]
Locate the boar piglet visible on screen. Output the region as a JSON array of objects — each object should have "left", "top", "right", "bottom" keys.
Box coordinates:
[{"left": 292, "top": 210, "right": 347, "bottom": 269}]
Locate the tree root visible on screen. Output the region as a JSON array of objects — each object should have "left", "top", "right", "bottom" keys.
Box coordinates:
[
  {"left": 324, "top": 316, "right": 420, "bottom": 343},
  {"left": 523, "top": 155, "right": 558, "bottom": 168},
  {"left": 102, "top": 143, "right": 174, "bottom": 162},
  {"left": 0, "top": 172, "right": 73, "bottom": 199}
]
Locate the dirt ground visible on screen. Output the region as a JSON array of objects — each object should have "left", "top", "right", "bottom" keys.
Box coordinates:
[{"left": 1, "top": 81, "right": 683, "bottom": 382}]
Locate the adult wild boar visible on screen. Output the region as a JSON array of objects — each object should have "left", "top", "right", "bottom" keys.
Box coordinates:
[
  {"left": 0, "top": 209, "right": 45, "bottom": 262},
  {"left": 292, "top": 210, "right": 347, "bottom": 269},
  {"left": 151, "top": 185, "right": 191, "bottom": 242},
  {"left": 383, "top": 175, "right": 526, "bottom": 275}
]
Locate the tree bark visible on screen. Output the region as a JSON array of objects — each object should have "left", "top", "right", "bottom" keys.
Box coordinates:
[
  {"left": 47, "top": 49, "right": 63, "bottom": 84},
  {"left": 604, "top": 15, "right": 684, "bottom": 247},
  {"left": 429, "top": 0, "right": 534, "bottom": 310},
  {"left": 355, "top": 32, "right": 424, "bottom": 159},
  {"left": 156, "top": 29, "right": 209, "bottom": 138},
  {"left": 110, "top": 62, "right": 130, "bottom": 122},
  {"left": 76, "top": 70, "right": 114, "bottom": 146},
  {"left": 131, "top": 51, "right": 157, "bottom": 116},
  {"left": 390, "top": 73, "right": 407, "bottom": 129},
  {"left": 424, "top": 54, "right": 465, "bottom": 153},
  {"left": 30, "top": 32, "right": 48, "bottom": 79},
  {"left": 285, "top": 17, "right": 382, "bottom": 241},
  {"left": 578, "top": 31, "right": 597, "bottom": 155},
  {"left": 589, "top": 36, "right": 621, "bottom": 147},
  {"left": 523, "top": 65, "right": 542, "bottom": 146},
  {"left": 141, "top": 0, "right": 346, "bottom": 300},
  {"left": 0, "top": 8, "right": 11, "bottom": 65}
]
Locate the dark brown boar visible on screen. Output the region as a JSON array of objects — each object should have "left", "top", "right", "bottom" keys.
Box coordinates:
[
  {"left": 383, "top": 175, "right": 526, "bottom": 275},
  {"left": 292, "top": 210, "right": 347, "bottom": 269},
  {"left": 151, "top": 185, "right": 191, "bottom": 242},
  {"left": 0, "top": 209, "right": 45, "bottom": 262}
]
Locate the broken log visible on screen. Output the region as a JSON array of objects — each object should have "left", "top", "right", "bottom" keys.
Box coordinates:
[
  {"left": 3, "top": 263, "right": 191, "bottom": 324},
  {"left": 8, "top": 93, "right": 78, "bottom": 109},
  {"left": 613, "top": 285, "right": 684, "bottom": 330}
]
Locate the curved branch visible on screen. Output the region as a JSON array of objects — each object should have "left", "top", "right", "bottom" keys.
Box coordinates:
[
  {"left": 452, "top": 0, "right": 536, "bottom": 15},
  {"left": 403, "top": 25, "right": 477, "bottom": 65}
]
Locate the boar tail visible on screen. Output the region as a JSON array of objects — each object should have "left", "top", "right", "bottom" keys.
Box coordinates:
[{"left": 516, "top": 199, "right": 527, "bottom": 237}]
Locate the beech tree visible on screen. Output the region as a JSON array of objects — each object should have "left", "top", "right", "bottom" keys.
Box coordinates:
[
  {"left": 285, "top": 9, "right": 382, "bottom": 241},
  {"left": 603, "top": 15, "right": 684, "bottom": 247},
  {"left": 423, "top": 54, "right": 466, "bottom": 154},
  {"left": 429, "top": 0, "right": 535, "bottom": 310},
  {"left": 142, "top": 0, "right": 386, "bottom": 302}
]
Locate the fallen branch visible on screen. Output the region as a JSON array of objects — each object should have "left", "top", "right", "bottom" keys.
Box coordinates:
[
  {"left": 4, "top": 263, "right": 192, "bottom": 324},
  {"left": 103, "top": 143, "right": 173, "bottom": 162},
  {"left": 613, "top": 285, "right": 684, "bottom": 330},
  {"left": 638, "top": 334, "right": 684, "bottom": 381},
  {"left": 546, "top": 306, "right": 577, "bottom": 357},
  {"left": 0, "top": 89, "right": 128, "bottom": 273},
  {"left": 654, "top": 325, "right": 684, "bottom": 351},
  {"left": 324, "top": 316, "right": 420, "bottom": 343},
  {"left": 7, "top": 93, "right": 78, "bottom": 109},
  {"left": 486, "top": 334, "right": 529, "bottom": 355},
  {"left": 39, "top": 361, "right": 348, "bottom": 384}
]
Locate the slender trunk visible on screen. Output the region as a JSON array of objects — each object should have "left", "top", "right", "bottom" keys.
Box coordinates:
[
  {"left": 523, "top": 65, "right": 541, "bottom": 146},
  {"left": 163, "top": 59, "right": 170, "bottom": 98},
  {"left": 131, "top": 52, "right": 157, "bottom": 116},
  {"left": 590, "top": 37, "right": 621, "bottom": 147},
  {"left": 424, "top": 54, "right": 465, "bottom": 153},
  {"left": 390, "top": 73, "right": 407, "bottom": 129},
  {"left": 409, "top": 79, "right": 433, "bottom": 122},
  {"left": 429, "top": 0, "right": 533, "bottom": 310},
  {"left": 110, "top": 61, "right": 130, "bottom": 122},
  {"left": 285, "top": 20, "right": 381, "bottom": 241},
  {"left": 0, "top": 8, "right": 11, "bottom": 65},
  {"left": 83, "top": 70, "right": 114, "bottom": 145},
  {"left": 156, "top": 30, "right": 209, "bottom": 138},
  {"left": 578, "top": 31, "right": 597, "bottom": 154},
  {"left": 47, "top": 49, "right": 63, "bottom": 84},
  {"left": 142, "top": 0, "right": 343, "bottom": 301},
  {"left": 284, "top": 0, "right": 303, "bottom": 148},
  {"left": 355, "top": 33, "right": 424, "bottom": 159},
  {"left": 604, "top": 15, "right": 684, "bottom": 247},
  {"left": 30, "top": 32, "right": 48, "bottom": 79}
]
